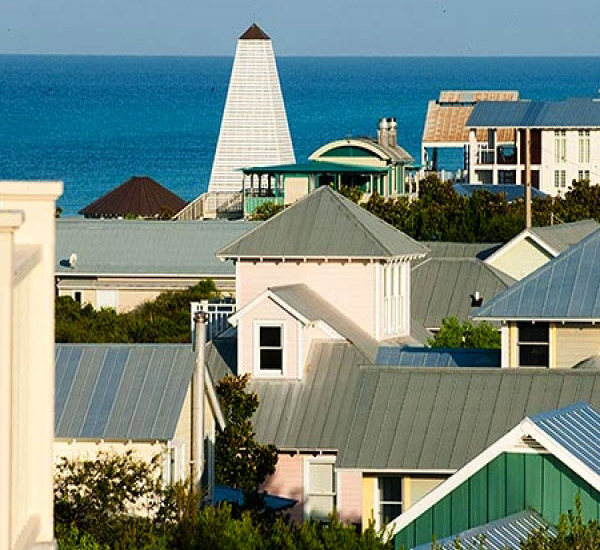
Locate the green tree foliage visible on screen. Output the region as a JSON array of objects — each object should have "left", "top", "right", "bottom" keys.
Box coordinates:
[
  {"left": 364, "top": 176, "right": 600, "bottom": 243},
  {"left": 215, "top": 374, "right": 278, "bottom": 492},
  {"left": 251, "top": 201, "right": 284, "bottom": 220},
  {"left": 55, "top": 280, "right": 219, "bottom": 343},
  {"left": 428, "top": 316, "right": 501, "bottom": 349}
]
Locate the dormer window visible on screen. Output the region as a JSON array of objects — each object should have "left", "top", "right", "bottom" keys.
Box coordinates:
[{"left": 255, "top": 322, "right": 284, "bottom": 373}]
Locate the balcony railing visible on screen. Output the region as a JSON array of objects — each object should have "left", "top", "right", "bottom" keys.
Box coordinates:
[{"left": 190, "top": 300, "right": 236, "bottom": 343}]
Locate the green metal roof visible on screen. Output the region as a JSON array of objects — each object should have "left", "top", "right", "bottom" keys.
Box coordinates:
[
  {"left": 218, "top": 186, "right": 428, "bottom": 260},
  {"left": 241, "top": 161, "right": 388, "bottom": 174}
]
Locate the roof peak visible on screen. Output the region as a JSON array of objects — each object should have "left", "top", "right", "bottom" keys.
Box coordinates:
[{"left": 239, "top": 23, "right": 270, "bottom": 40}]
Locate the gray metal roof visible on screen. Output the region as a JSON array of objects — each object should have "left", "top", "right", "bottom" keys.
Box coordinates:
[
  {"left": 353, "top": 137, "right": 414, "bottom": 163},
  {"left": 474, "top": 227, "right": 600, "bottom": 320},
  {"left": 55, "top": 344, "right": 195, "bottom": 440},
  {"left": 530, "top": 401, "right": 600, "bottom": 478},
  {"left": 418, "top": 241, "right": 502, "bottom": 264},
  {"left": 411, "top": 510, "right": 553, "bottom": 550},
  {"left": 218, "top": 186, "right": 428, "bottom": 260},
  {"left": 375, "top": 347, "right": 500, "bottom": 368},
  {"left": 468, "top": 98, "right": 600, "bottom": 128},
  {"left": 338, "top": 367, "right": 600, "bottom": 470},
  {"left": 270, "top": 284, "right": 379, "bottom": 361},
  {"left": 529, "top": 219, "right": 599, "bottom": 254},
  {"left": 412, "top": 257, "right": 514, "bottom": 329},
  {"left": 56, "top": 219, "right": 256, "bottom": 276}
]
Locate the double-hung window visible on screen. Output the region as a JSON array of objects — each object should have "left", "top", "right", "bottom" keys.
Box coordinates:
[
  {"left": 257, "top": 323, "right": 283, "bottom": 373},
  {"left": 383, "top": 263, "right": 403, "bottom": 336},
  {"left": 578, "top": 169, "right": 590, "bottom": 182},
  {"left": 378, "top": 476, "right": 403, "bottom": 526},
  {"left": 517, "top": 322, "right": 549, "bottom": 367},
  {"left": 554, "top": 130, "right": 567, "bottom": 163},
  {"left": 554, "top": 170, "right": 566, "bottom": 188},
  {"left": 306, "top": 459, "right": 336, "bottom": 521},
  {"left": 579, "top": 130, "right": 591, "bottom": 163}
]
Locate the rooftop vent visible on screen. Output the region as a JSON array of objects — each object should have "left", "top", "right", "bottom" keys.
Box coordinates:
[{"left": 471, "top": 291, "right": 483, "bottom": 307}]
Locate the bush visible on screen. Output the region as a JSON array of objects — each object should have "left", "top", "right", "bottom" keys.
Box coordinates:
[{"left": 428, "top": 317, "right": 501, "bottom": 349}]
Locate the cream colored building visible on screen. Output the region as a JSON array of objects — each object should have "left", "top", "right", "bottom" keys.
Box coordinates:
[{"left": 0, "top": 181, "right": 63, "bottom": 550}]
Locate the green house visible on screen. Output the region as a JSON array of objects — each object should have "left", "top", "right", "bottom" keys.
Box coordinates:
[{"left": 391, "top": 402, "right": 600, "bottom": 549}]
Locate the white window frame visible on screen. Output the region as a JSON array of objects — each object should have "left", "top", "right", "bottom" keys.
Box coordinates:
[
  {"left": 162, "top": 440, "right": 186, "bottom": 485},
  {"left": 554, "top": 130, "right": 567, "bottom": 163},
  {"left": 376, "top": 475, "right": 403, "bottom": 528},
  {"left": 383, "top": 262, "right": 404, "bottom": 337},
  {"left": 303, "top": 456, "right": 336, "bottom": 522},
  {"left": 96, "top": 289, "right": 118, "bottom": 310},
  {"left": 579, "top": 130, "right": 591, "bottom": 164},
  {"left": 253, "top": 320, "right": 285, "bottom": 377}
]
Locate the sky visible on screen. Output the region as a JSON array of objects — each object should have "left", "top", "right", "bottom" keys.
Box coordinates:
[{"left": 1, "top": 0, "right": 599, "bottom": 57}]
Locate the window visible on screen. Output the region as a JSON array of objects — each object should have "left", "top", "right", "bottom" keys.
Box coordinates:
[
  {"left": 383, "top": 263, "right": 403, "bottom": 336},
  {"left": 257, "top": 323, "right": 283, "bottom": 372},
  {"left": 554, "top": 130, "right": 567, "bottom": 163},
  {"left": 578, "top": 169, "right": 591, "bottom": 182},
  {"left": 517, "top": 322, "right": 549, "bottom": 367},
  {"left": 554, "top": 170, "right": 566, "bottom": 188},
  {"left": 306, "top": 460, "right": 336, "bottom": 521},
  {"left": 96, "top": 289, "right": 118, "bottom": 309},
  {"left": 73, "top": 291, "right": 82, "bottom": 304},
  {"left": 162, "top": 441, "right": 186, "bottom": 485},
  {"left": 579, "top": 130, "right": 591, "bottom": 163},
  {"left": 378, "top": 476, "right": 403, "bottom": 525}
]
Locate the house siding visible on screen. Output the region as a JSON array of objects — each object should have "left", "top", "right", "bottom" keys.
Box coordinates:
[
  {"left": 338, "top": 470, "right": 362, "bottom": 524},
  {"left": 261, "top": 454, "right": 304, "bottom": 523},
  {"left": 394, "top": 452, "right": 600, "bottom": 550},
  {"left": 554, "top": 324, "right": 600, "bottom": 369},
  {"left": 487, "top": 237, "right": 553, "bottom": 281}
]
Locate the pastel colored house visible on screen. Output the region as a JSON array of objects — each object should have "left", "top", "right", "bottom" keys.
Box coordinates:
[
  {"left": 0, "top": 181, "right": 63, "bottom": 550},
  {"left": 475, "top": 225, "right": 600, "bottom": 369},
  {"left": 241, "top": 117, "right": 414, "bottom": 217},
  {"left": 391, "top": 402, "right": 600, "bottom": 549},
  {"left": 54, "top": 344, "right": 225, "bottom": 495},
  {"left": 55, "top": 219, "right": 256, "bottom": 311}
]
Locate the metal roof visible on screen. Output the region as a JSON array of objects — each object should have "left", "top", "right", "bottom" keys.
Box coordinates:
[
  {"left": 474, "top": 226, "right": 600, "bottom": 320},
  {"left": 241, "top": 161, "right": 388, "bottom": 175},
  {"left": 375, "top": 347, "right": 500, "bottom": 368},
  {"left": 56, "top": 219, "right": 256, "bottom": 276},
  {"left": 530, "top": 401, "right": 600, "bottom": 478},
  {"left": 454, "top": 184, "right": 547, "bottom": 201},
  {"left": 55, "top": 344, "right": 195, "bottom": 441},
  {"left": 269, "top": 284, "right": 379, "bottom": 361},
  {"left": 217, "top": 186, "right": 429, "bottom": 260},
  {"left": 468, "top": 98, "right": 600, "bottom": 128},
  {"left": 412, "top": 257, "right": 515, "bottom": 329},
  {"left": 415, "top": 241, "right": 502, "bottom": 266},
  {"left": 439, "top": 91, "right": 520, "bottom": 103},
  {"left": 411, "top": 509, "right": 552, "bottom": 550},
  {"left": 529, "top": 219, "right": 599, "bottom": 254}
]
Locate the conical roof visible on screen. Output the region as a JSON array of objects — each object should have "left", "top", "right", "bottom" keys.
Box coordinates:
[
  {"left": 79, "top": 176, "right": 187, "bottom": 218},
  {"left": 218, "top": 186, "right": 428, "bottom": 260},
  {"left": 239, "top": 23, "right": 270, "bottom": 40},
  {"left": 474, "top": 226, "right": 600, "bottom": 320}
]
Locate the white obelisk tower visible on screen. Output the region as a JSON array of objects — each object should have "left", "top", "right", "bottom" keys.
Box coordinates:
[{"left": 207, "top": 23, "right": 295, "bottom": 193}]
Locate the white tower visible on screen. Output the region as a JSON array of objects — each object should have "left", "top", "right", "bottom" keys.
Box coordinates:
[{"left": 207, "top": 23, "right": 295, "bottom": 193}]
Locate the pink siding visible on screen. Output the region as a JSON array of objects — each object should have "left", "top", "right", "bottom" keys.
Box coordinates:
[
  {"left": 238, "top": 261, "right": 379, "bottom": 339},
  {"left": 261, "top": 454, "right": 305, "bottom": 523},
  {"left": 338, "top": 470, "right": 362, "bottom": 524}
]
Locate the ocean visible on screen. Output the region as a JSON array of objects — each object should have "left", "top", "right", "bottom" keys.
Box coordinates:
[{"left": 2, "top": 55, "right": 600, "bottom": 215}]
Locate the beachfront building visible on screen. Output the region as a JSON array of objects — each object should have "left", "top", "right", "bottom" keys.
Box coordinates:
[
  {"left": 55, "top": 219, "right": 256, "bottom": 311},
  {"left": 0, "top": 181, "right": 63, "bottom": 550},
  {"left": 177, "top": 23, "right": 295, "bottom": 220},
  {"left": 421, "top": 91, "right": 521, "bottom": 178},
  {"left": 79, "top": 176, "right": 187, "bottom": 219},
  {"left": 466, "top": 97, "right": 600, "bottom": 195},
  {"left": 390, "top": 402, "right": 600, "bottom": 550},
  {"left": 241, "top": 117, "right": 414, "bottom": 217},
  {"left": 475, "top": 225, "right": 600, "bottom": 369},
  {"left": 54, "top": 344, "right": 225, "bottom": 495}
]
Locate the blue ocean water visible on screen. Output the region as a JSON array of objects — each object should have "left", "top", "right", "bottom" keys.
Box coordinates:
[{"left": 1, "top": 55, "right": 600, "bottom": 215}]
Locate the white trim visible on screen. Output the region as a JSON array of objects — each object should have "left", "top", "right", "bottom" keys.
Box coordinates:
[
  {"left": 375, "top": 263, "right": 382, "bottom": 340},
  {"left": 484, "top": 229, "right": 559, "bottom": 267},
  {"left": 309, "top": 139, "right": 389, "bottom": 162},
  {"left": 253, "top": 320, "right": 286, "bottom": 377},
  {"left": 337, "top": 468, "right": 456, "bottom": 475},
  {"left": 298, "top": 324, "right": 304, "bottom": 380},
  {"left": 303, "top": 455, "right": 337, "bottom": 521},
  {"left": 500, "top": 324, "right": 510, "bottom": 368}
]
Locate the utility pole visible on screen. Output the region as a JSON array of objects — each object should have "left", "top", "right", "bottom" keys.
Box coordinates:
[
  {"left": 192, "top": 312, "right": 207, "bottom": 493},
  {"left": 525, "top": 128, "right": 532, "bottom": 229}
]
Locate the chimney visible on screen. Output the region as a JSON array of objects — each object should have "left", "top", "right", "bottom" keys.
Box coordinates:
[
  {"left": 377, "top": 118, "right": 390, "bottom": 146},
  {"left": 387, "top": 117, "right": 398, "bottom": 147}
]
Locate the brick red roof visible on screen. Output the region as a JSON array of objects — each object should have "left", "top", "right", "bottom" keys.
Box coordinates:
[
  {"left": 78, "top": 176, "right": 187, "bottom": 219},
  {"left": 239, "top": 23, "right": 270, "bottom": 40}
]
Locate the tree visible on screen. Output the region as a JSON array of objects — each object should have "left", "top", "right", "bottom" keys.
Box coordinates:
[
  {"left": 215, "top": 374, "right": 277, "bottom": 492},
  {"left": 428, "top": 317, "right": 501, "bottom": 349},
  {"left": 251, "top": 201, "right": 284, "bottom": 221}
]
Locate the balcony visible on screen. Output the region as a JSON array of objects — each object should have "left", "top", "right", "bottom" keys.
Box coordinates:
[{"left": 243, "top": 189, "right": 284, "bottom": 216}]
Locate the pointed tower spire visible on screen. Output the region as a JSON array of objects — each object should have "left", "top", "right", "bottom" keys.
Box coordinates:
[{"left": 207, "top": 24, "right": 295, "bottom": 193}]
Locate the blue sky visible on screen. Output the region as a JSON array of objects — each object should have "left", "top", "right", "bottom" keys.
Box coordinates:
[{"left": 1, "top": 0, "right": 599, "bottom": 56}]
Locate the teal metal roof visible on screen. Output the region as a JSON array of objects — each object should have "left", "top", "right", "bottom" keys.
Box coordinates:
[
  {"left": 241, "top": 161, "right": 388, "bottom": 174},
  {"left": 474, "top": 226, "right": 600, "bottom": 320},
  {"left": 56, "top": 219, "right": 257, "bottom": 276},
  {"left": 55, "top": 344, "right": 195, "bottom": 441},
  {"left": 218, "top": 186, "right": 429, "bottom": 260},
  {"left": 411, "top": 510, "right": 553, "bottom": 550}
]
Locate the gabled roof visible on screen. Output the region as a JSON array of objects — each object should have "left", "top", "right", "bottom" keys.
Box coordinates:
[
  {"left": 389, "top": 402, "right": 600, "bottom": 536},
  {"left": 55, "top": 344, "right": 224, "bottom": 441},
  {"left": 217, "top": 186, "right": 428, "bottom": 260},
  {"left": 468, "top": 98, "right": 600, "bottom": 128},
  {"left": 56, "top": 219, "right": 256, "bottom": 276},
  {"left": 475, "top": 226, "right": 600, "bottom": 320},
  {"left": 229, "top": 283, "right": 379, "bottom": 360},
  {"left": 79, "top": 176, "right": 187, "bottom": 218},
  {"left": 529, "top": 219, "right": 599, "bottom": 255},
  {"left": 412, "top": 509, "right": 553, "bottom": 550},
  {"left": 239, "top": 23, "right": 270, "bottom": 40}
]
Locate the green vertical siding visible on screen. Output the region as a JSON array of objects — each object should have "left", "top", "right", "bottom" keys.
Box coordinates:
[{"left": 394, "top": 452, "right": 600, "bottom": 549}]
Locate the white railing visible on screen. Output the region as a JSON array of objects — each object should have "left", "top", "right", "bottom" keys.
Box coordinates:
[{"left": 190, "top": 300, "right": 236, "bottom": 342}]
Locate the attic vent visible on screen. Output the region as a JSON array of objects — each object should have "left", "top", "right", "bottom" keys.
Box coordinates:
[
  {"left": 510, "top": 435, "right": 548, "bottom": 453},
  {"left": 69, "top": 253, "right": 78, "bottom": 268},
  {"left": 471, "top": 291, "right": 483, "bottom": 307}
]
